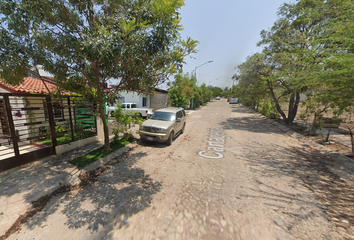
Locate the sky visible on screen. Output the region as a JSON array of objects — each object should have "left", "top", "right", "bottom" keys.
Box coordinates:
[{"left": 163, "top": 0, "right": 288, "bottom": 90}]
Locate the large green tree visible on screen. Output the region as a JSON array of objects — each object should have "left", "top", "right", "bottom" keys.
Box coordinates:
[
  {"left": 168, "top": 88, "right": 189, "bottom": 108},
  {"left": 234, "top": 53, "right": 270, "bottom": 110},
  {"left": 209, "top": 86, "right": 223, "bottom": 98},
  {"left": 303, "top": 0, "right": 354, "bottom": 135},
  {"left": 0, "top": 0, "right": 198, "bottom": 151},
  {"left": 314, "top": 0, "right": 354, "bottom": 111},
  {"left": 198, "top": 83, "right": 212, "bottom": 104},
  {"left": 168, "top": 70, "right": 195, "bottom": 100},
  {"left": 233, "top": 0, "right": 353, "bottom": 127},
  {"left": 257, "top": 0, "right": 328, "bottom": 124},
  {"left": 235, "top": 0, "right": 354, "bottom": 126}
]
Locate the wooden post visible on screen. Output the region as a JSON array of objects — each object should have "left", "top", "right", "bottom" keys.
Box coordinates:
[
  {"left": 4, "top": 95, "right": 20, "bottom": 156},
  {"left": 46, "top": 96, "right": 57, "bottom": 147},
  {"left": 67, "top": 97, "right": 75, "bottom": 141}
]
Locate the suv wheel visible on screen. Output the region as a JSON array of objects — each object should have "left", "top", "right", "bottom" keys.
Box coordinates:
[{"left": 166, "top": 132, "right": 173, "bottom": 146}]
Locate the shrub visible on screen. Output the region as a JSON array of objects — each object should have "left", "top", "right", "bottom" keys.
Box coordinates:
[
  {"left": 112, "top": 104, "right": 144, "bottom": 139},
  {"left": 258, "top": 101, "right": 280, "bottom": 119}
]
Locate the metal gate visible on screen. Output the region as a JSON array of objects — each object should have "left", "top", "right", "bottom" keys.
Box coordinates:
[{"left": 0, "top": 93, "right": 97, "bottom": 172}]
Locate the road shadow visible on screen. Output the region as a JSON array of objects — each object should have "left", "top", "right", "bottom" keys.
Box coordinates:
[
  {"left": 0, "top": 138, "right": 162, "bottom": 238},
  {"left": 137, "top": 131, "right": 183, "bottom": 149},
  {"left": 240, "top": 141, "right": 354, "bottom": 237},
  {"left": 0, "top": 140, "right": 107, "bottom": 204},
  {"left": 229, "top": 105, "right": 255, "bottom": 114},
  {"left": 22, "top": 151, "right": 162, "bottom": 234},
  {"left": 219, "top": 115, "right": 282, "bottom": 134}
]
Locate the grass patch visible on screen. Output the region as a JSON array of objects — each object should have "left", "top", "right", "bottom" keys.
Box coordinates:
[
  {"left": 38, "top": 134, "right": 72, "bottom": 146},
  {"left": 70, "top": 137, "right": 133, "bottom": 168},
  {"left": 37, "top": 132, "right": 95, "bottom": 146}
]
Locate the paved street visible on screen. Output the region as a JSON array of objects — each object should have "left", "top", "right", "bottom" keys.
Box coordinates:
[{"left": 3, "top": 100, "right": 354, "bottom": 240}]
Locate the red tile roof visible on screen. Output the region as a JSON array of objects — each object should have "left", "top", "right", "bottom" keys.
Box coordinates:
[
  {"left": 0, "top": 77, "right": 58, "bottom": 94},
  {"left": 154, "top": 87, "right": 169, "bottom": 93}
]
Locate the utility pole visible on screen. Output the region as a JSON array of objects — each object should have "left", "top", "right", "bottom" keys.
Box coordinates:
[{"left": 191, "top": 60, "right": 213, "bottom": 109}]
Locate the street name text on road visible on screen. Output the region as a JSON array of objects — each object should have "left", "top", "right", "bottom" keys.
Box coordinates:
[{"left": 198, "top": 128, "right": 230, "bottom": 159}]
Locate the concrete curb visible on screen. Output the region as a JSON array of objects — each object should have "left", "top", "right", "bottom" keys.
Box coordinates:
[
  {"left": 252, "top": 110, "right": 354, "bottom": 186},
  {"left": 62, "top": 142, "right": 138, "bottom": 186},
  {"left": 83, "top": 142, "right": 137, "bottom": 172}
]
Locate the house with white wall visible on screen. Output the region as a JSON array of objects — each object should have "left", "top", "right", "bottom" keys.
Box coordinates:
[
  {"left": 117, "top": 91, "right": 151, "bottom": 108},
  {"left": 0, "top": 78, "right": 53, "bottom": 146},
  {"left": 110, "top": 88, "right": 169, "bottom": 112}
]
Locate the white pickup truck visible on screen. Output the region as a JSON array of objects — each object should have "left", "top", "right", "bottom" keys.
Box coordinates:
[{"left": 106, "top": 103, "right": 153, "bottom": 118}]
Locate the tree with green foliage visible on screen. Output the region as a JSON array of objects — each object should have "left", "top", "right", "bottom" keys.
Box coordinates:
[
  {"left": 209, "top": 86, "right": 223, "bottom": 98},
  {"left": 167, "top": 71, "right": 212, "bottom": 109},
  {"left": 234, "top": 0, "right": 354, "bottom": 128},
  {"left": 168, "top": 70, "right": 195, "bottom": 100},
  {"left": 234, "top": 54, "right": 270, "bottom": 110},
  {"left": 0, "top": 0, "right": 198, "bottom": 151},
  {"left": 312, "top": 0, "right": 354, "bottom": 112},
  {"left": 168, "top": 88, "right": 189, "bottom": 108},
  {"left": 197, "top": 83, "right": 212, "bottom": 105},
  {"left": 221, "top": 85, "right": 234, "bottom": 98},
  {"left": 167, "top": 70, "right": 195, "bottom": 108},
  {"left": 257, "top": 0, "right": 328, "bottom": 124}
]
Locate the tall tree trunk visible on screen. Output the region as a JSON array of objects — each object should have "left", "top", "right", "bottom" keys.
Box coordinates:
[
  {"left": 325, "top": 128, "right": 331, "bottom": 142},
  {"left": 267, "top": 80, "right": 288, "bottom": 122},
  {"left": 309, "top": 113, "right": 319, "bottom": 136},
  {"left": 287, "top": 91, "right": 300, "bottom": 124},
  {"left": 95, "top": 63, "right": 110, "bottom": 152},
  {"left": 98, "top": 97, "right": 111, "bottom": 152}
]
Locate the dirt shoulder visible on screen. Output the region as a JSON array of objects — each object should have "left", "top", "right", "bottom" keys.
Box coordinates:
[{"left": 273, "top": 119, "right": 352, "bottom": 157}]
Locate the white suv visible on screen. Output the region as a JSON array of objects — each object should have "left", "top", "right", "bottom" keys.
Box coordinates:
[{"left": 139, "top": 107, "right": 186, "bottom": 145}]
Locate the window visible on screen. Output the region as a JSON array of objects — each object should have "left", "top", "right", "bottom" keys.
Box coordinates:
[
  {"left": 142, "top": 97, "right": 147, "bottom": 107},
  {"left": 176, "top": 111, "right": 183, "bottom": 119},
  {"left": 53, "top": 104, "right": 63, "bottom": 118},
  {"left": 43, "top": 101, "right": 64, "bottom": 120}
]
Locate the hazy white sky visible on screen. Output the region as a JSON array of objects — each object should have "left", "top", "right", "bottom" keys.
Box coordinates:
[{"left": 165, "top": 0, "right": 288, "bottom": 89}]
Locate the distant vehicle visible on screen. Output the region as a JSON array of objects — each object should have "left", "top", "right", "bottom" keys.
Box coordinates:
[
  {"left": 215, "top": 97, "right": 221, "bottom": 100},
  {"left": 107, "top": 103, "right": 153, "bottom": 118},
  {"left": 139, "top": 107, "right": 186, "bottom": 145},
  {"left": 229, "top": 98, "right": 238, "bottom": 104}
]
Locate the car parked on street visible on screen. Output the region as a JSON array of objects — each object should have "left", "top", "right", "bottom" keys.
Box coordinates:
[
  {"left": 139, "top": 107, "right": 186, "bottom": 145},
  {"left": 215, "top": 96, "right": 221, "bottom": 100},
  {"left": 229, "top": 98, "right": 238, "bottom": 104}
]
